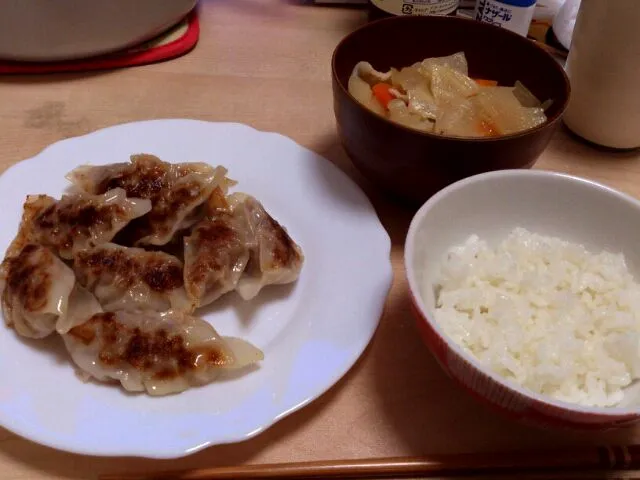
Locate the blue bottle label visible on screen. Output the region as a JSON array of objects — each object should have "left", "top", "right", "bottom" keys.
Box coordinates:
[{"left": 475, "top": 0, "right": 536, "bottom": 36}]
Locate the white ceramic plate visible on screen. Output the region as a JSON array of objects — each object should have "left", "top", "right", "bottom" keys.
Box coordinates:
[{"left": 0, "top": 120, "right": 392, "bottom": 458}]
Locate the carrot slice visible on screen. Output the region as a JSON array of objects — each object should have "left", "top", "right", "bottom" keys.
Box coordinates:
[
  {"left": 478, "top": 119, "right": 501, "bottom": 137},
  {"left": 371, "top": 83, "right": 395, "bottom": 109},
  {"left": 474, "top": 78, "right": 499, "bottom": 87}
]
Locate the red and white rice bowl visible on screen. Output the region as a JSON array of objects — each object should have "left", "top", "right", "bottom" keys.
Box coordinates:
[{"left": 405, "top": 169, "right": 640, "bottom": 429}]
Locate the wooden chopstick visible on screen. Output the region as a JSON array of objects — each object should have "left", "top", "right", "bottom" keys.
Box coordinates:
[{"left": 100, "top": 445, "right": 640, "bottom": 480}]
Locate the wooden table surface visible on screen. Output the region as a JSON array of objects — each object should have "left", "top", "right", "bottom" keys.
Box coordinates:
[{"left": 1, "top": 1, "right": 640, "bottom": 479}]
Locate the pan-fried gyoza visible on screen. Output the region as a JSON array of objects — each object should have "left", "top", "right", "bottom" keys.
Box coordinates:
[{"left": 0, "top": 154, "right": 304, "bottom": 396}]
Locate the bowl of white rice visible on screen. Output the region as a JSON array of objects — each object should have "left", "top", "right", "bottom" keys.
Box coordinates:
[{"left": 405, "top": 169, "right": 640, "bottom": 429}]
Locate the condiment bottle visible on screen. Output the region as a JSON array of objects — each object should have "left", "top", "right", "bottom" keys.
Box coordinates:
[
  {"left": 368, "top": 0, "right": 459, "bottom": 21},
  {"left": 550, "top": 0, "right": 581, "bottom": 51},
  {"left": 474, "top": 0, "right": 537, "bottom": 37},
  {"left": 563, "top": 0, "right": 640, "bottom": 150}
]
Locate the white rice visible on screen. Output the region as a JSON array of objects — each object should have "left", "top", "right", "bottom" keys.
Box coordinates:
[{"left": 432, "top": 227, "right": 640, "bottom": 407}]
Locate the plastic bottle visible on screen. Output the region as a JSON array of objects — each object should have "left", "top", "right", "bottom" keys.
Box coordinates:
[
  {"left": 474, "top": 0, "right": 537, "bottom": 37},
  {"left": 368, "top": 0, "right": 459, "bottom": 20},
  {"left": 563, "top": 0, "right": 640, "bottom": 149}
]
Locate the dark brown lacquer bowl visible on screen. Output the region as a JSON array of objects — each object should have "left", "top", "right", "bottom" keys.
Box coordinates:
[{"left": 331, "top": 15, "right": 571, "bottom": 205}]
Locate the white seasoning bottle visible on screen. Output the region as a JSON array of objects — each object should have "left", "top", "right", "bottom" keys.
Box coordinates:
[
  {"left": 563, "top": 0, "right": 640, "bottom": 150},
  {"left": 368, "top": 0, "right": 459, "bottom": 19},
  {"left": 474, "top": 0, "right": 537, "bottom": 37}
]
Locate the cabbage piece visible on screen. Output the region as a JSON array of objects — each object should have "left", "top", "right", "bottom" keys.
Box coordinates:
[
  {"left": 388, "top": 99, "right": 434, "bottom": 133},
  {"left": 430, "top": 64, "right": 479, "bottom": 104},
  {"left": 471, "top": 87, "right": 547, "bottom": 135},
  {"left": 408, "top": 88, "right": 439, "bottom": 121},
  {"left": 434, "top": 97, "right": 482, "bottom": 137},
  {"left": 389, "top": 87, "right": 408, "bottom": 102},
  {"left": 391, "top": 64, "right": 427, "bottom": 91},
  {"left": 513, "top": 81, "right": 542, "bottom": 108},
  {"left": 390, "top": 65, "right": 438, "bottom": 120},
  {"left": 418, "top": 52, "right": 469, "bottom": 77},
  {"left": 352, "top": 61, "right": 391, "bottom": 86},
  {"left": 540, "top": 98, "right": 554, "bottom": 112},
  {"left": 348, "top": 66, "right": 385, "bottom": 116}
]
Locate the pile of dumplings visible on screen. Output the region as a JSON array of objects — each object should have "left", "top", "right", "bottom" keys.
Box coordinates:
[{"left": 0, "top": 154, "right": 304, "bottom": 396}]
